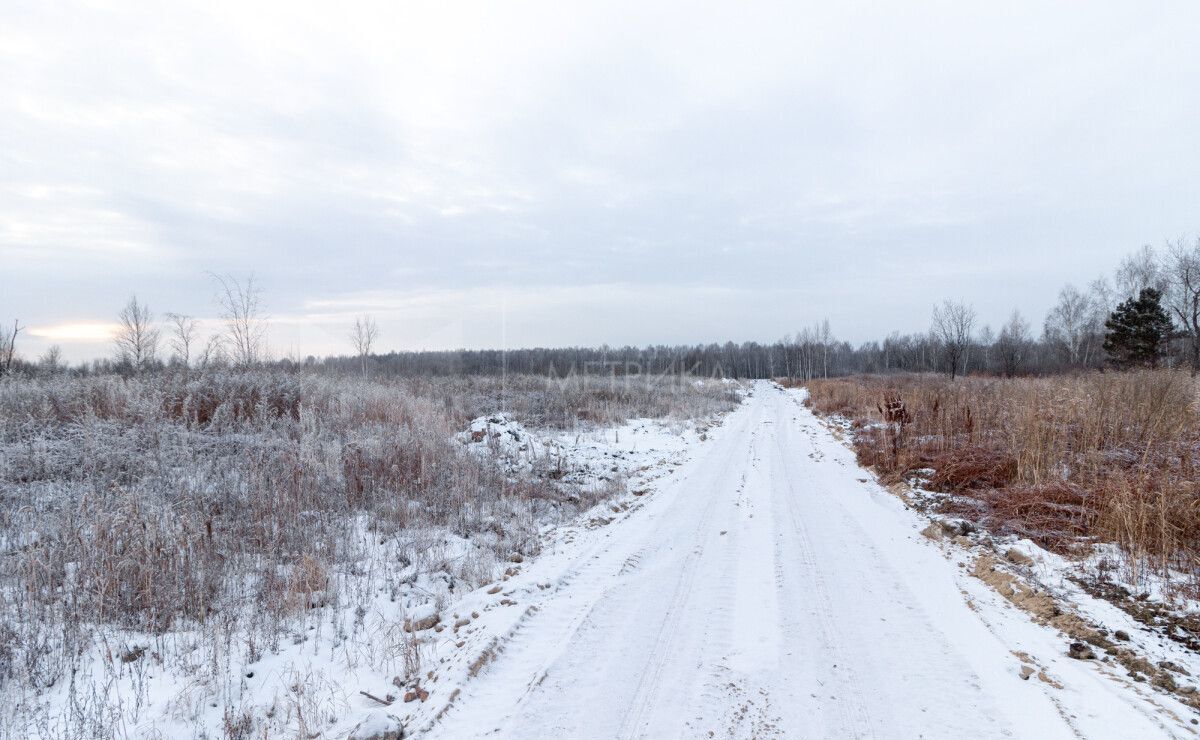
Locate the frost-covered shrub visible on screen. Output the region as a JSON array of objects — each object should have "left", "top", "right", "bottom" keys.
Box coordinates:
[{"left": 0, "top": 368, "right": 734, "bottom": 731}]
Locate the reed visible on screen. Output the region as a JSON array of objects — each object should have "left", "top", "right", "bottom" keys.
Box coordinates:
[{"left": 805, "top": 371, "right": 1200, "bottom": 578}]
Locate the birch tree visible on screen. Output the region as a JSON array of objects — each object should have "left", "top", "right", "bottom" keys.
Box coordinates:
[
  {"left": 1164, "top": 236, "right": 1200, "bottom": 374},
  {"left": 114, "top": 296, "right": 160, "bottom": 373},
  {"left": 165, "top": 313, "right": 199, "bottom": 369},
  {"left": 212, "top": 274, "right": 267, "bottom": 368},
  {"left": 350, "top": 315, "right": 379, "bottom": 378},
  {"left": 819, "top": 318, "right": 832, "bottom": 379},
  {"left": 1115, "top": 245, "right": 1166, "bottom": 300},
  {"left": 1044, "top": 284, "right": 1096, "bottom": 367}
]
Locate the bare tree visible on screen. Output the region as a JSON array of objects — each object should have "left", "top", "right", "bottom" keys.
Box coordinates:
[
  {"left": 995, "top": 310, "right": 1030, "bottom": 377},
  {"left": 165, "top": 313, "right": 199, "bottom": 369},
  {"left": 196, "top": 334, "right": 227, "bottom": 372},
  {"left": 1115, "top": 245, "right": 1166, "bottom": 300},
  {"left": 795, "top": 325, "right": 821, "bottom": 381},
  {"left": 931, "top": 299, "right": 976, "bottom": 379},
  {"left": 1089, "top": 276, "right": 1116, "bottom": 317},
  {"left": 114, "top": 295, "right": 160, "bottom": 373},
  {"left": 212, "top": 274, "right": 267, "bottom": 368},
  {"left": 1164, "top": 236, "right": 1200, "bottom": 374},
  {"left": 0, "top": 319, "right": 21, "bottom": 376},
  {"left": 38, "top": 345, "right": 63, "bottom": 374},
  {"left": 1044, "top": 284, "right": 1098, "bottom": 367},
  {"left": 819, "top": 318, "right": 833, "bottom": 379},
  {"left": 350, "top": 315, "right": 379, "bottom": 378},
  {"left": 793, "top": 329, "right": 808, "bottom": 380},
  {"left": 977, "top": 324, "right": 995, "bottom": 373}
]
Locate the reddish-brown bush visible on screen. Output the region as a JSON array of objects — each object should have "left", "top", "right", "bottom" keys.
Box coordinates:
[{"left": 805, "top": 371, "right": 1200, "bottom": 573}]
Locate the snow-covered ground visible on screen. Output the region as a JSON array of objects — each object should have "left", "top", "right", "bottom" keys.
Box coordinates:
[
  {"left": 397, "top": 381, "right": 1199, "bottom": 739},
  {"left": 4, "top": 397, "right": 724, "bottom": 740},
  {"left": 15, "top": 380, "right": 1199, "bottom": 738}
]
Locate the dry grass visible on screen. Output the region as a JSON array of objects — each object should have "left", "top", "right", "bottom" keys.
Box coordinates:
[
  {"left": 0, "top": 369, "right": 739, "bottom": 736},
  {"left": 804, "top": 371, "right": 1200, "bottom": 576}
]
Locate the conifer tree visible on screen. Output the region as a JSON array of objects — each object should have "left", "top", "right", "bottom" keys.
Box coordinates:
[{"left": 1102, "top": 288, "right": 1173, "bottom": 369}]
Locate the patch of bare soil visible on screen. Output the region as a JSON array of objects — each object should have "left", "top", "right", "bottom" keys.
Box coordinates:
[
  {"left": 1072, "top": 577, "right": 1200, "bottom": 653},
  {"left": 972, "top": 554, "right": 1200, "bottom": 710}
]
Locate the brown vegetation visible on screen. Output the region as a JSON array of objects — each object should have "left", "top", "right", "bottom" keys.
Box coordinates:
[
  {"left": 0, "top": 369, "right": 738, "bottom": 712},
  {"left": 804, "top": 371, "right": 1200, "bottom": 577}
]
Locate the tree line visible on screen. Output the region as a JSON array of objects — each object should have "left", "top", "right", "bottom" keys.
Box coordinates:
[
  {"left": 282, "top": 234, "right": 1200, "bottom": 380},
  {"left": 892, "top": 238, "right": 1200, "bottom": 378},
  {"left": 2, "top": 237, "right": 1199, "bottom": 381}
]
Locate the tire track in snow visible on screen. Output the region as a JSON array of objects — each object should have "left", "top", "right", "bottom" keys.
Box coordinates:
[
  {"left": 429, "top": 396, "right": 759, "bottom": 738},
  {"left": 770, "top": 389, "right": 1004, "bottom": 738},
  {"left": 425, "top": 384, "right": 1193, "bottom": 740},
  {"left": 768, "top": 422, "right": 878, "bottom": 739},
  {"left": 616, "top": 404, "right": 768, "bottom": 738}
]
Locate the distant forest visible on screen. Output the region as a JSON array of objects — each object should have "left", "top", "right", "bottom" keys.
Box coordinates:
[
  {"left": 315, "top": 238, "right": 1200, "bottom": 380},
  {"left": 3, "top": 238, "right": 1199, "bottom": 381}
]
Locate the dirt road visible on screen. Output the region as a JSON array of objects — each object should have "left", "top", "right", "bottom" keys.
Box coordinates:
[{"left": 429, "top": 382, "right": 1191, "bottom": 739}]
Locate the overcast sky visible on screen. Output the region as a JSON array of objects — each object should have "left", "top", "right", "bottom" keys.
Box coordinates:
[{"left": 4, "top": 1, "right": 1199, "bottom": 362}]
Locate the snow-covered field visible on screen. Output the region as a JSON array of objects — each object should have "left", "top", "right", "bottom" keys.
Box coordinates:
[
  {"left": 399, "top": 381, "right": 1199, "bottom": 739},
  {"left": 8, "top": 378, "right": 1198, "bottom": 738},
  {"left": 0, "top": 376, "right": 730, "bottom": 739}
]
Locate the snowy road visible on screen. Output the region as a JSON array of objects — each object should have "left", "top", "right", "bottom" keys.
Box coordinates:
[{"left": 428, "top": 382, "right": 1193, "bottom": 739}]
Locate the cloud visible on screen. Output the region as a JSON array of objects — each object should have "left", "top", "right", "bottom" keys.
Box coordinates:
[
  {"left": 261, "top": 282, "right": 765, "bottom": 358},
  {"left": 3, "top": 1, "right": 1199, "bottom": 362},
  {"left": 28, "top": 322, "right": 121, "bottom": 342}
]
